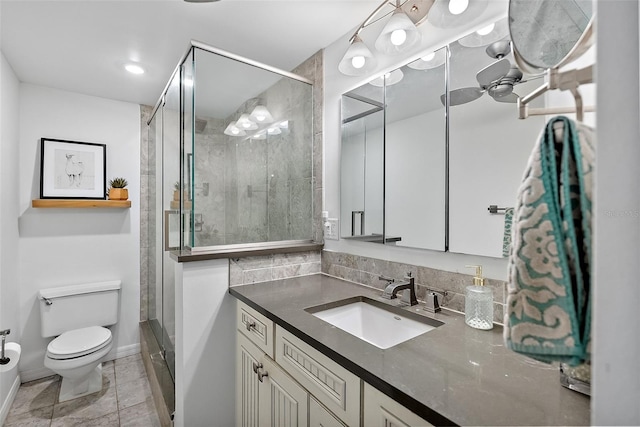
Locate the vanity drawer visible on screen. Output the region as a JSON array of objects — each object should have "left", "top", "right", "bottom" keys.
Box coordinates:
[
  {"left": 275, "top": 326, "right": 361, "bottom": 427},
  {"left": 237, "top": 301, "right": 274, "bottom": 358}
]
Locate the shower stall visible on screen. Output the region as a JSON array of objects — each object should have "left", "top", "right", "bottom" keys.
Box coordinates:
[{"left": 144, "top": 41, "right": 315, "bottom": 415}]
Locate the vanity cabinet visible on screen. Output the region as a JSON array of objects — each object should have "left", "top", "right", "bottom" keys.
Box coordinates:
[
  {"left": 309, "top": 398, "right": 346, "bottom": 427},
  {"left": 237, "top": 331, "right": 309, "bottom": 427},
  {"left": 235, "top": 300, "right": 435, "bottom": 427},
  {"left": 363, "top": 383, "right": 433, "bottom": 427}
]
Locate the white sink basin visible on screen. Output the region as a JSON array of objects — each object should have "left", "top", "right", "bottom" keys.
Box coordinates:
[{"left": 308, "top": 297, "right": 441, "bottom": 349}]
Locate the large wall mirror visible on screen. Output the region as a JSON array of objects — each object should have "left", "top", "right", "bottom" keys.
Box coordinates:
[
  {"left": 340, "top": 47, "right": 447, "bottom": 250},
  {"left": 340, "top": 19, "right": 546, "bottom": 257}
]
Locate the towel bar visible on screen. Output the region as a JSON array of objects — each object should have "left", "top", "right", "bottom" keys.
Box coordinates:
[{"left": 488, "top": 205, "right": 512, "bottom": 214}]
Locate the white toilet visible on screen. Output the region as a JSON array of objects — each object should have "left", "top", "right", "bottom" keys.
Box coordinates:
[{"left": 39, "top": 280, "right": 121, "bottom": 402}]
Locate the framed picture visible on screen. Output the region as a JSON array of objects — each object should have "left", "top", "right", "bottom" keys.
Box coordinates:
[{"left": 40, "top": 138, "right": 107, "bottom": 199}]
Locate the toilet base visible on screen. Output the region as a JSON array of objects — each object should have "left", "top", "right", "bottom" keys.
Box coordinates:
[{"left": 59, "top": 363, "right": 103, "bottom": 402}]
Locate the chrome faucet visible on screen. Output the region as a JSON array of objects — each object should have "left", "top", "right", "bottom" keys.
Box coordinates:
[
  {"left": 380, "top": 273, "right": 418, "bottom": 306},
  {"left": 0, "top": 329, "right": 10, "bottom": 365}
]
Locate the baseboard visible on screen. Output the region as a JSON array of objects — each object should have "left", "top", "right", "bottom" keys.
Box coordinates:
[
  {"left": 0, "top": 374, "right": 21, "bottom": 425},
  {"left": 19, "top": 343, "right": 142, "bottom": 383}
]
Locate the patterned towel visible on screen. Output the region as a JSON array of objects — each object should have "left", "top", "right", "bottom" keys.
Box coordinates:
[
  {"left": 504, "top": 117, "right": 595, "bottom": 366},
  {"left": 502, "top": 208, "right": 514, "bottom": 257}
]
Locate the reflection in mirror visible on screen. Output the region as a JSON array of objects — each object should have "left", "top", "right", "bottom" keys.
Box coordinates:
[
  {"left": 190, "top": 47, "right": 313, "bottom": 248},
  {"left": 340, "top": 84, "right": 384, "bottom": 242},
  {"left": 447, "top": 31, "right": 546, "bottom": 257},
  {"left": 509, "top": 0, "right": 593, "bottom": 71},
  {"left": 385, "top": 47, "right": 446, "bottom": 251}
]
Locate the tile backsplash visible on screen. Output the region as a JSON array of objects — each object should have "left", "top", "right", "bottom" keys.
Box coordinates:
[
  {"left": 229, "top": 251, "right": 321, "bottom": 286},
  {"left": 321, "top": 250, "right": 507, "bottom": 325}
]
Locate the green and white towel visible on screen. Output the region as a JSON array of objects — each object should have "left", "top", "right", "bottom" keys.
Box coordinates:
[
  {"left": 502, "top": 208, "right": 514, "bottom": 258},
  {"left": 504, "top": 116, "right": 595, "bottom": 366}
]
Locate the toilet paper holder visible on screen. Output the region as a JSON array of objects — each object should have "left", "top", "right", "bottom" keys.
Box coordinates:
[{"left": 0, "top": 329, "right": 10, "bottom": 365}]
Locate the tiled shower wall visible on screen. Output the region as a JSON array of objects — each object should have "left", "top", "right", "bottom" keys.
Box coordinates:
[
  {"left": 190, "top": 50, "right": 321, "bottom": 247},
  {"left": 321, "top": 250, "right": 507, "bottom": 325},
  {"left": 226, "top": 50, "right": 325, "bottom": 286},
  {"left": 140, "top": 104, "right": 153, "bottom": 321}
]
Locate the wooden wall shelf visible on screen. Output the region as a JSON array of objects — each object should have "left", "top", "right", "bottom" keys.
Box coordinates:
[{"left": 32, "top": 199, "right": 131, "bottom": 209}]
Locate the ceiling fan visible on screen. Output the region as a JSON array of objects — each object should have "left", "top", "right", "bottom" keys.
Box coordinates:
[{"left": 442, "top": 40, "right": 539, "bottom": 106}]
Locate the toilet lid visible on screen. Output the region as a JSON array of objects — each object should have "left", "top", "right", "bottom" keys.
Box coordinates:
[{"left": 47, "top": 326, "right": 112, "bottom": 360}]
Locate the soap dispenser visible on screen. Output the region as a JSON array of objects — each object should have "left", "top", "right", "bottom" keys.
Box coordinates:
[{"left": 464, "top": 265, "right": 493, "bottom": 330}]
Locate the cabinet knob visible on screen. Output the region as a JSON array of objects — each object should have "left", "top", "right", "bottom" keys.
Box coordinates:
[
  {"left": 257, "top": 369, "right": 269, "bottom": 383},
  {"left": 246, "top": 321, "right": 257, "bottom": 332},
  {"left": 252, "top": 362, "right": 263, "bottom": 374}
]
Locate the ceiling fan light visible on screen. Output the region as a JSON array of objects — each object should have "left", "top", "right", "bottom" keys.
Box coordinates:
[
  {"left": 374, "top": 9, "right": 422, "bottom": 55},
  {"left": 250, "top": 105, "right": 274, "bottom": 124},
  {"left": 338, "top": 36, "right": 378, "bottom": 76}
]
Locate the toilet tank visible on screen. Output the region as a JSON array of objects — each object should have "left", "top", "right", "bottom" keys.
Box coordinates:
[{"left": 39, "top": 280, "right": 121, "bottom": 338}]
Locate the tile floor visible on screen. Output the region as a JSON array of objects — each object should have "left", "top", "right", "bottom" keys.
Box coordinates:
[{"left": 5, "top": 354, "right": 162, "bottom": 427}]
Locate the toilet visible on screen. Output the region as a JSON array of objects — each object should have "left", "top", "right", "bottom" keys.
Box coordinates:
[{"left": 39, "top": 280, "right": 121, "bottom": 402}]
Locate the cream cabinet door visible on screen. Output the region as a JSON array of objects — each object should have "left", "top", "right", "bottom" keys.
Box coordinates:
[
  {"left": 309, "top": 398, "right": 346, "bottom": 427},
  {"left": 237, "top": 331, "right": 309, "bottom": 427},
  {"left": 237, "top": 332, "right": 263, "bottom": 427},
  {"left": 259, "top": 356, "right": 309, "bottom": 427},
  {"left": 363, "top": 383, "right": 434, "bottom": 427}
]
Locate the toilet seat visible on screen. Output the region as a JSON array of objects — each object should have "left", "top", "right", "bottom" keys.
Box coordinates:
[{"left": 47, "top": 326, "right": 112, "bottom": 360}]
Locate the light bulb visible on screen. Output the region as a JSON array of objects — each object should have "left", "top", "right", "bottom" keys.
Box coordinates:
[
  {"left": 255, "top": 115, "right": 266, "bottom": 122},
  {"left": 448, "top": 0, "right": 469, "bottom": 15},
  {"left": 231, "top": 128, "right": 239, "bottom": 135},
  {"left": 421, "top": 52, "right": 436, "bottom": 62},
  {"left": 476, "top": 23, "right": 495, "bottom": 36},
  {"left": 351, "top": 56, "right": 366, "bottom": 69},
  {"left": 125, "top": 64, "right": 144, "bottom": 75},
  {"left": 390, "top": 29, "right": 407, "bottom": 46}
]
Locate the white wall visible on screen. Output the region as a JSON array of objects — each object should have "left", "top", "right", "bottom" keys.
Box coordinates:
[
  {"left": 324, "top": 2, "right": 512, "bottom": 279},
  {"left": 0, "top": 50, "right": 22, "bottom": 425},
  {"left": 386, "top": 109, "right": 446, "bottom": 251},
  {"left": 17, "top": 84, "right": 141, "bottom": 380},
  {"left": 592, "top": 1, "right": 640, "bottom": 424},
  {"left": 174, "top": 259, "right": 235, "bottom": 427}
]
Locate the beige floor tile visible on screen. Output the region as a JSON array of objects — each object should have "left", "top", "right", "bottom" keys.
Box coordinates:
[
  {"left": 119, "top": 398, "right": 161, "bottom": 427},
  {"left": 117, "top": 376, "right": 152, "bottom": 411},
  {"left": 51, "top": 384, "right": 117, "bottom": 425},
  {"left": 4, "top": 404, "right": 53, "bottom": 427},
  {"left": 50, "top": 410, "right": 119, "bottom": 427},
  {"left": 115, "top": 355, "right": 146, "bottom": 385},
  {"left": 8, "top": 376, "right": 60, "bottom": 417}
]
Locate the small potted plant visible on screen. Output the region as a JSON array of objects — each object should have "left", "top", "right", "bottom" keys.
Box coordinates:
[{"left": 108, "top": 177, "right": 128, "bottom": 200}]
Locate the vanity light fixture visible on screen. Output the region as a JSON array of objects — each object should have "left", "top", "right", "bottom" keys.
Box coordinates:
[
  {"left": 369, "top": 69, "right": 404, "bottom": 87},
  {"left": 407, "top": 48, "right": 447, "bottom": 70},
  {"left": 125, "top": 64, "right": 145, "bottom": 75},
  {"left": 224, "top": 121, "right": 246, "bottom": 136},
  {"left": 267, "top": 126, "right": 282, "bottom": 135},
  {"left": 235, "top": 114, "right": 258, "bottom": 131},
  {"left": 249, "top": 105, "right": 274, "bottom": 124},
  {"left": 448, "top": 0, "right": 469, "bottom": 15},
  {"left": 458, "top": 18, "right": 509, "bottom": 47},
  {"left": 427, "top": 0, "right": 488, "bottom": 29},
  {"left": 337, "top": 0, "right": 433, "bottom": 76}
]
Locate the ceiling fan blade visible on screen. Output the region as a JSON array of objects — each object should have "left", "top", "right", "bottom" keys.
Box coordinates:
[
  {"left": 476, "top": 58, "right": 511, "bottom": 88},
  {"left": 493, "top": 92, "right": 519, "bottom": 103},
  {"left": 440, "top": 87, "right": 484, "bottom": 106}
]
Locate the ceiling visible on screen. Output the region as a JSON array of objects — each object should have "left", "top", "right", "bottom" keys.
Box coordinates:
[{"left": 0, "top": 0, "right": 381, "bottom": 108}]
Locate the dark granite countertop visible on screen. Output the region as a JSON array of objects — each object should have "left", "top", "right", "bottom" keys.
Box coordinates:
[{"left": 229, "top": 273, "right": 590, "bottom": 426}]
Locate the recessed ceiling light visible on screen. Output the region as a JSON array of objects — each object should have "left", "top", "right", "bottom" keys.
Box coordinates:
[{"left": 125, "top": 64, "right": 145, "bottom": 75}]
